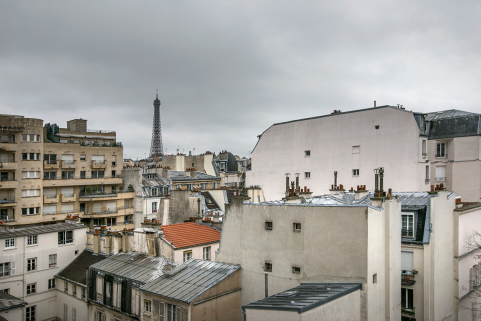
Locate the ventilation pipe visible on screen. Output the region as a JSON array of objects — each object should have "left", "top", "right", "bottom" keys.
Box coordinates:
[
  {"left": 374, "top": 100, "right": 376, "bottom": 107},
  {"left": 334, "top": 171, "right": 338, "bottom": 188},
  {"left": 295, "top": 173, "right": 300, "bottom": 194},
  {"left": 285, "top": 173, "right": 290, "bottom": 196}
]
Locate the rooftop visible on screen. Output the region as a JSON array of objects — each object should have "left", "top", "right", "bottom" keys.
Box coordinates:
[
  {"left": 90, "top": 252, "right": 177, "bottom": 284},
  {"left": 141, "top": 259, "right": 240, "bottom": 303},
  {"left": 56, "top": 249, "right": 108, "bottom": 286},
  {"left": 171, "top": 171, "right": 220, "bottom": 182},
  {"left": 161, "top": 222, "right": 221, "bottom": 249},
  {"left": 242, "top": 283, "right": 362, "bottom": 314},
  {"left": 201, "top": 191, "right": 221, "bottom": 210},
  {"left": 0, "top": 291, "right": 27, "bottom": 311},
  {"left": 0, "top": 222, "right": 86, "bottom": 240}
]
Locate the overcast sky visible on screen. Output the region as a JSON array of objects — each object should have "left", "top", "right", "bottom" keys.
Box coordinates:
[{"left": 1, "top": 1, "right": 480, "bottom": 159}]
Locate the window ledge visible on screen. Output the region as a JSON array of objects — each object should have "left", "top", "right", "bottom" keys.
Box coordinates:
[{"left": 3, "top": 247, "right": 16, "bottom": 251}]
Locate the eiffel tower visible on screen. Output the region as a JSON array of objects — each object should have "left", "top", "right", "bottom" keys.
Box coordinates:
[{"left": 149, "top": 90, "right": 164, "bottom": 159}]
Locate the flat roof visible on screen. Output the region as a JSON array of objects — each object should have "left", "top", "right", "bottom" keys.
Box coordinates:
[
  {"left": 243, "top": 283, "right": 362, "bottom": 314},
  {"left": 0, "top": 223, "right": 86, "bottom": 239}
]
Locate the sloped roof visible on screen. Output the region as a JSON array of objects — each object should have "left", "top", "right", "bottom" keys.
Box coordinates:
[
  {"left": 0, "top": 222, "right": 86, "bottom": 239},
  {"left": 201, "top": 191, "right": 220, "bottom": 210},
  {"left": 56, "top": 249, "right": 108, "bottom": 286},
  {"left": 0, "top": 291, "right": 27, "bottom": 311},
  {"left": 170, "top": 171, "right": 220, "bottom": 182},
  {"left": 141, "top": 259, "right": 240, "bottom": 303},
  {"left": 90, "top": 252, "right": 177, "bottom": 283},
  {"left": 424, "top": 110, "right": 480, "bottom": 139},
  {"left": 243, "top": 283, "right": 362, "bottom": 314},
  {"left": 161, "top": 222, "right": 221, "bottom": 249}
]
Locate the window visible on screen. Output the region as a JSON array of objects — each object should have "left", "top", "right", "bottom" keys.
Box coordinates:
[
  {"left": 203, "top": 246, "right": 211, "bottom": 260},
  {"left": 305, "top": 172, "right": 310, "bottom": 178},
  {"left": 166, "top": 304, "right": 179, "bottom": 321},
  {"left": 111, "top": 170, "right": 116, "bottom": 177},
  {"left": 112, "top": 161, "right": 116, "bottom": 166},
  {"left": 152, "top": 202, "right": 158, "bottom": 213},
  {"left": 183, "top": 251, "right": 192, "bottom": 262},
  {"left": 22, "top": 153, "right": 40, "bottom": 160},
  {"left": 265, "top": 221, "right": 273, "bottom": 230},
  {"left": 470, "top": 263, "right": 481, "bottom": 291},
  {"left": 293, "top": 223, "right": 301, "bottom": 232},
  {"left": 91, "top": 171, "right": 104, "bottom": 178},
  {"left": 436, "top": 166, "right": 446, "bottom": 182},
  {"left": 106, "top": 218, "right": 116, "bottom": 226},
  {"left": 73, "top": 284, "right": 77, "bottom": 296},
  {"left": 1, "top": 288, "right": 9, "bottom": 294},
  {"left": 43, "top": 171, "right": 57, "bottom": 180},
  {"left": 27, "top": 235, "right": 37, "bottom": 245},
  {"left": 265, "top": 263, "right": 272, "bottom": 272},
  {"left": 436, "top": 142, "right": 446, "bottom": 158},
  {"left": 305, "top": 150, "right": 310, "bottom": 157},
  {"left": 58, "top": 231, "right": 74, "bottom": 245},
  {"left": 72, "top": 308, "right": 77, "bottom": 321},
  {"left": 105, "top": 283, "right": 111, "bottom": 298},
  {"left": 95, "top": 311, "right": 105, "bottom": 321},
  {"left": 26, "top": 306, "right": 36, "bottom": 321},
  {"left": 48, "top": 278, "right": 56, "bottom": 289},
  {"left": 4, "top": 238, "right": 15, "bottom": 249},
  {"left": 27, "top": 258, "right": 37, "bottom": 271},
  {"left": 63, "top": 304, "right": 68, "bottom": 321},
  {"left": 144, "top": 300, "right": 152, "bottom": 313},
  {"left": 201, "top": 183, "right": 206, "bottom": 189},
  {"left": 402, "top": 214, "right": 414, "bottom": 238},
  {"left": 81, "top": 288, "right": 85, "bottom": 299},
  {"left": 375, "top": 125, "right": 380, "bottom": 129},
  {"left": 80, "top": 171, "right": 86, "bottom": 179},
  {"left": 422, "top": 140, "right": 427, "bottom": 156},
  {"left": 61, "top": 171, "right": 74, "bottom": 179},
  {"left": 373, "top": 274, "right": 377, "bottom": 284},
  {"left": 49, "top": 254, "right": 57, "bottom": 267},
  {"left": 75, "top": 250, "right": 79, "bottom": 255},
  {"left": 44, "top": 154, "right": 57, "bottom": 164},
  {"left": 0, "top": 262, "right": 12, "bottom": 276},
  {"left": 22, "top": 171, "right": 40, "bottom": 179},
  {"left": 22, "top": 134, "right": 40, "bottom": 142},
  {"left": 21, "top": 189, "right": 40, "bottom": 198},
  {"left": 352, "top": 169, "right": 359, "bottom": 176},
  {"left": 80, "top": 155, "right": 86, "bottom": 161},
  {"left": 401, "top": 288, "right": 414, "bottom": 310},
  {"left": 22, "top": 207, "right": 40, "bottom": 215},
  {"left": 352, "top": 145, "right": 360, "bottom": 154},
  {"left": 425, "top": 165, "right": 430, "bottom": 183},
  {"left": 292, "top": 266, "right": 301, "bottom": 274},
  {"left": 27, "top": 283, "right": 36, "bottom": 294}
]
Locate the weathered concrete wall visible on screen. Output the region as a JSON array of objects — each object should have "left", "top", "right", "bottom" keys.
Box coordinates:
[{"left": 169, "top": 190, "right": 201, "bottom": 224}]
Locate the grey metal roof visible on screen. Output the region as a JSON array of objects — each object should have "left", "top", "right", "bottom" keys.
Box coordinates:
[
  {"left": 90, "top": 252, "right": 177, "bottom": 283},
  {"left": 243, "top": 283, "right": 362, "bottom": 314},
  {"left": 0, "top": 291, "right": 27, "bottom": 311},
  {"left": 171, "top": 171, "right": 220, "bottom": 181},
  {"left": 56, "top": 249, "right": 108, "bottom": 286},
  {"left": 424, "top": 109, "right": 478, "bottom": 121},
  {"left": 0, "top": 222, "right": 86, "bottom": 240},
  {"left": 141, "top": 259, "right": 240, "bottom": 303},
  {"left": 424, "top": 110, "right": 480, "bottom": 139}
]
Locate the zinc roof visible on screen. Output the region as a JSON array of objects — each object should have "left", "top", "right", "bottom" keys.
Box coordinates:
[
  {"left": 56, "top": 249, "right": 108, "bottom": 286},
  {"left": 243, "top": 283, "right": 361, "bottom": 314},
  {"left": 90, "top": 252, "right": 177, "bottom": 283},
  {"left": 0, "top": 222, "right": 86, "bottom": 240},
  {"left": 170, "top": 171, "right": 220, "bottom": 182},
  {"left": 0, "top": 291, "right": 27, "bottom": 311},
  {"left": 141, "top": 259, "right": 240, "bottom": 303},
  {"left": 161, "top": 222, "right": 221, "bottom": 249}
]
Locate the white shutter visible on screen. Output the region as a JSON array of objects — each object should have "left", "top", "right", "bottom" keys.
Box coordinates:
[
  {"left": 92, "top": 155, "right": 105, "bottom": 163},
  {"left": 10, "top": 262, "right": 15, "bottom": 275},
  {"left": 106, "top": 202, "right": 117, "bottom": 212},
  {"left": 0, "top": 154, "right": 8, "bottom": 162},
  {"left": 159, "top": 302, "right": 165, "bottom": 321},
  {"left": 131, "top": 289, "right": 137, "bottom": 315},
  {"left": 117, "top": 283, "right": 122, "bottom": 308},
  {"left": 401, "top": 251, "right": 413, "bottom": 271},
  {"left": 61, "top": 187, "right": 74, "bottom": 195},
  {"left": 176, "top": 306, "right": 182, "bottom": 321},
  {"left": 43, "top": 205, "right": 57, "bottom": 215},
  {"left": 96, "top": 277, "right": 104, "bottom": 299},
  {"left": 61, "top": 154, "right": 74, "bottom": 161},
  {"left": 436, "top": 166, "right": 446, "bottom": 178},
  {"left": 61, "top": 204, "right": 74, "bottom": 213},
  {"left": 93, "top": 203, "right": 102, "bottom": 212}
]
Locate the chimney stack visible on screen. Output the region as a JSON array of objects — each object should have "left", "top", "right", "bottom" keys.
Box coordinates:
[{"left": 374, "top": 100, "right": 376, "bottom": 107}]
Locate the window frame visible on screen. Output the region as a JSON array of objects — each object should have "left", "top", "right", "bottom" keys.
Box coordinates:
[
  {"left": 304, "top": 172, "right": 311, "bottom": 179},
  {"left": 292, "top": 266, "right": 301, "bottom": 274},
  {"left": 401, "top": 288, "right": 414, "bottom": 310},
  {"left": 0, "top": 262, "right": 11, "bottom": 277},
  {"left": 265, "top": 263, "right": 273, "bottom": 272},
  {"left": 203, "top": 246, "right": 211, "bottom": 261},
  {"left": 183, "top": 250, "right": 192, "bottom": 263},
  {"left": 436, "top": 142, "right": 446, "bottom": 158},
  {"left": 26, "top": 283, "right": 36, "bottom": 295},
  {"left": 401, "top": 213, "right": 415, "bottom": 238},
  {"left": 293, "top": 223, "right": 301, "bottom": 232},
  {"left": 27, "top": 258, "right": 37, "bottom": 271},
  {"left": 352, "top": 169, "right": 359, "bottom": 176},
  {"left": 4, "top": 238, "right": 15, "bottom": 249},
  {"left": 144, "top": 300, "right": 152, "bottom": 313},
  {"left": 27, "top": 235, "right": 38, "bottom": 245},
  {"left": 49, "top": 254, "right": 57, "bottom": 267},
  {"left": 265, "top": 221, "right": 273, "bottom": 230},
  {"left": 26, "top": 306, "right": 36, "bottom": 321},
  {"left": 48, "top": 278, "right": 56, "bottom": 290},
  {"left": 305, "top": 150, "right": 310, "bottom": 157},
  {"left": 58, "top": 231, "right": 74, "bottom": 245}
]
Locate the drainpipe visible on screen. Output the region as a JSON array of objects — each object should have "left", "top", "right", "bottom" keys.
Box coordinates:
[
  {"left": 334, "top": 171, "right": 337, "bottom": 188},
  {"left": 265, "top": 272, "right": 268, "bottom": 298}
]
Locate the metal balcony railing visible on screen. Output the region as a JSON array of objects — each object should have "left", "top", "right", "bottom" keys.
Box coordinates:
[
  {"left": 436, "top": 153, "right": 447, "bottom": 158},
  {"left": 401, "top": 306, "right": 415, "bottom": 320},
  {"left": 436, "top": 177, "right": 446, "bottom": 182},
  {"left": 401, "top": 270, "right": 417, "bottom": 286},
  {"left": 0, "top": 198, "right": 15, "bottom": 204},
  {"left": 79, "top": 191, "right": 117, "bottom": 198},
  {"left": 0, "top": 215, "right": 14, "bottom": 221},
  {"left": 401, "top": 228, "right": 414, "bottom": 238},
  {"left": 422, "top": 152, "right": 427, "bottom": 157},
  {"left": 43, "top": 175, "right": 121, "bottom": 181},
  {"left": 63, "top": 193, "right": 74, "bottom": 198},
  {"left": 45, "top": 194, "right": 57, "bottom": 199}
]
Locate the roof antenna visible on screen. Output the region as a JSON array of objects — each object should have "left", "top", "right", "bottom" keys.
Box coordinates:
[{"left": 156, "top": 89, "right": 158, "bottom": 99}]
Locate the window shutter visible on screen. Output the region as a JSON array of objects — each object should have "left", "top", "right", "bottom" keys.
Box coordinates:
[
  {"left": 470, "top": 267, "right": 474, "bottom": 291},
  {"left": 159, "top": 302, "right": 165, "bottom": 321},
  {"left": 176, "top": 306, "right": 182, "bottom": 321},
  {"left": 10, "top": 262, "right": 15, "bottom": 275},
  {"left": 101, "top": 314, "right": 106, "bottom": 321}
]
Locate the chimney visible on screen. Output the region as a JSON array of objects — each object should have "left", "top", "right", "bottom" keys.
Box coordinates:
[
  {"left": 285, "top": 173, "right": 290, "bottom": 197},
  {"left": 295, "top": 173, "right": 300, "bottom": 194},
  {"left": 355, "top": 185, "right": 369, "bottom": 200},
  {"left": 374, "top": 100, "right": 376, "bottom": 107}
]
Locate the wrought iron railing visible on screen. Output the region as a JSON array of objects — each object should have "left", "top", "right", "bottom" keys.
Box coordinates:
[
  {"left": 401, "top": 306, "right": 415, "bottom": 320},
  {"left": 401, "top": 228, "right": 414, "bottom": 238},
  {"left": 401, "top": 270, "right": 417, "bottom": 286},
  {"left": 436, "top": 177, "right": 446, "bottom": 182}
]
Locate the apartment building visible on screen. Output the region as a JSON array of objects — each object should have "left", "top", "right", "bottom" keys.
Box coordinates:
[
  {"left": 216, "top": 196, "right": 402, "bottom": 321},
  {"left": 0, "top": 223, "right": 87, "bottom": 321},
  {"left": 247, "top": 106, "right": 481, "bottom": 202},
  {"left": 0, "top": 114, "right": 135, "bottom": 229}
]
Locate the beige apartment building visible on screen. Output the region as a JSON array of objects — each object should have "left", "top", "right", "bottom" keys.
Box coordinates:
[{"left": 0, "top": 114, "right": 134, "bottom": 229}]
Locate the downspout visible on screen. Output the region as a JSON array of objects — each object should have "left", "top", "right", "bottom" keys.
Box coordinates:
[{"left": 424, "top": 194, "right": 433, "bottom": 244}]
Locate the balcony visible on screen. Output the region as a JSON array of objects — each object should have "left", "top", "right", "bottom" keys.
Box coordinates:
[
  {"left": 79, "top": 191, "right": 117, "bottom": 199},
  {"left": 0, "top": 214, "right": 15, "bottom": 222},
  {"left": 91, "top": 160, "right": 107, "bottom": 169},
  {"left": 61, "top": 160, "right": 76, "bottom": 169},
  {"left": 0, "top": 198, "right": 16, "bottom": 207},
  {"left": 0, "top": 142, "right": 17, "bottom": 151},
  {"left": 401, "top": 229, "right": 414, "bottom": 238},
  {"left": 401, "top": 307, "right": 415, "bottom": 321},
  {"left": 43, "top": 160, "right": 59, "bottom": 169},
  {"left": 0, "top": 162, "right": 17, "bottom": 170},
  {"left": 435, "top": 177, "right": 446, "bottom": 182},
  {"left": 401, "top": 270, "right": 417, "bottom": 286},
  {"left": 43, "top": 194, "right": 59, "bottom": 204},
  {"left": 43, "top": 175, "right": 122, "bottom": 187},
  {"left": 0, "top": 180, "right": 16, "bottom": 189},
  {"left": 61, "top": 193, "right": 76, "bottom": 202}
]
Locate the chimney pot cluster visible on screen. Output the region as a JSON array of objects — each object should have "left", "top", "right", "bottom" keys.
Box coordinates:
[
  {"left": 431, "top": 184, "right": 445, "bottom": 192},
  {"left": 332, "top": 110, "right": 342, "bottom": 114}
]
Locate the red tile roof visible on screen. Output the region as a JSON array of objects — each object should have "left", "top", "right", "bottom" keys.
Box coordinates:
[{"left": 160, "top": 222, "right": 221, "bottom": 249}]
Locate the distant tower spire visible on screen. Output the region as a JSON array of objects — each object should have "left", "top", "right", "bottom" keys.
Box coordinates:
[{"left": 149, "top": 90, "right": 164, "bottom": 159}]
